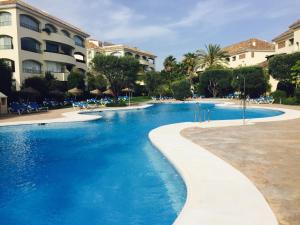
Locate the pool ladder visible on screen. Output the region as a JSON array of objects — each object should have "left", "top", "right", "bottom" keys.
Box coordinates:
[{"left": 194, "top": 103, "right": 211, "bottom": 123}]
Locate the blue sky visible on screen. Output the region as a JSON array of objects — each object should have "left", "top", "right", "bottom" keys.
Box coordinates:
[{"left": 27, "top": 0, "right": 300, "bottom": 70}]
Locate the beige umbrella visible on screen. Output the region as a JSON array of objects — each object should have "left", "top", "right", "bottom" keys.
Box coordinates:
[
  {"left": 121, "top": 88, "right": 134, "bottom": 93},
  {"left": 90, "top": 89, "right": 102, "bottom": 96},
  {"left": 103, "top": 89, "right": 114, "bottom": 96},
  {"left": 68, "top": 87, "right": 83, "bottom": 96},
  {"left": 121, "top": 88, "right": 134, "bottom": 106}
]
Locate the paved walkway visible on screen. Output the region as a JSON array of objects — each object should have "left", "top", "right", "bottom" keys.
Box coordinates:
[{"left": 181, "top": 106, "right": 300, "bottom": 225}]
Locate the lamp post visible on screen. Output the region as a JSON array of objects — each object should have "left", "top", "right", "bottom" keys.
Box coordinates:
[{"left": 237, "top": 75, "right": 246, "bottom": 125}]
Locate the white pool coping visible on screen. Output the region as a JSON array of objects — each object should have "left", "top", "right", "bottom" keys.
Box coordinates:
[
  {"left": 149, "top": 105, "right": 300, "bottom": 225},
  {"left": 0, "top": 104, "right": 153, "bottom": 127}
]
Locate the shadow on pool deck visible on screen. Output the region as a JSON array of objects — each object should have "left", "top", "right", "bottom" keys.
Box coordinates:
[{"left": 181, "top": 116, "right": 300, "bottom": 225}]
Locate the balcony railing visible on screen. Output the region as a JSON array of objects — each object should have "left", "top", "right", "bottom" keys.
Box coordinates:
[
  {"left": 76, "top": 59, "right": 86, "bottom": 63},
  {"left": 0, "top": 21, "right": 11, "bottom": 26},
  {"left": 20, "top": 22, "right": 40, "bottom": 32},
  {"left": 0, "top": 44, "right": 13, "bottom": 50},
  {"left": 44, "top": 50, "right": 73, "bottom": 56},
  {"left": 23, "top": 68, "right": 42, "bottom": 74},
  {"left": 21, "top": 47, "right": 42, "bottom": 53}
]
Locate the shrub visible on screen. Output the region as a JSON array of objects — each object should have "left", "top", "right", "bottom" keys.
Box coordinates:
[
  {"left": 295, "top": 87, "right": 300, "bottom": 103},
  {"left": 171, "top": 79, "right": 191, "bottom": 100},
  {"left": 276, "top": 81, "right": 295, "bottom": 97},
  {"left": 106, "top": 101, "right": 127, "bottom": 107},
  {"left": 271, "top": 90, "right": 286, "bottom": 103},
  {"left": 23, "top": 76, "right": 48, "bottom": 96},
  {"left": 269, "top": 52, "right": 300, "bottom": 81},
  {"left": 67, "top": 69, "right": 85, "bottom": 89},
  {"left": 232, "top": 66, "right": 269, "bottom": 98},
  {"left": 282, "top": 97, "right": 297, "bottom": 105},
  {"left": 0, "top": 60, "right": 13, "bottom": 96}
]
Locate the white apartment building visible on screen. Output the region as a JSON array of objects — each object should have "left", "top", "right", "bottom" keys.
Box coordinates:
[
  {"left": 223, "top": 38, "right": 275, "bottom": 68},
  {"left": 0, "top": 0, "right": 89, "bottom": 90},
  {"left": 86, "top": 39, "right": 156, "bottom": 73},
  {"left": 272, "top": 20, "right": 300, "bottom": 54}
]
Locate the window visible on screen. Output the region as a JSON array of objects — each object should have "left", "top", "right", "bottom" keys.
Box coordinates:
[
  {"left": 251, "top": 52, "right": 255, "bottom": 58},
  {"left": 0, "top": 12, "right": 11, "bottom": 26},
  {"left": 22, "top": 60, "right": 42, "bottom": 74},
  {"left": 61, "top": 29, "right": 70, "bottom": 37},
  {"left": 135, "top": 54, "right": 140, "bottom": 59},
  {"left": 239, "top": 53, "right": 246, "bottom": 59},
  {"left": 20, "top": 14, "right": 40, "bottom": 32},
  {"left": 278, "top": 41, "right": 286, "bottom": 49},
  {"left": 0, "top": 35, "right": 13, "bottom": 49},
  {"left": 1, "top": 58, "right": 15, "bottom": 72},
  {"left": 44, "top": 23, "right": 57, "bottom": 33},
  {"left": 45, "top": 42, "right": 59, "bottom": 53},
  {"left": 74, "top": 52, "right": 85, "bottom": 63},
  {"left": 289, "top": 38, "right": 294, "bottom": 46},
  {"left": 226, "top": 57, "right": 230, "bottom": 62},
  {"left": 60, "top": 44, "right": 72, "bottom": 56},
  {"left": 21, "top": 37, "right": 41, "bottom": 53},
  {"left": 74, "top": 35, "right": 84, "bottom": 47},
  {"left": 46, "top": 62, "right": 65, "bottom": 73},
  {"left": 232, "top": 56, "right": 236, "bottom": 61}
]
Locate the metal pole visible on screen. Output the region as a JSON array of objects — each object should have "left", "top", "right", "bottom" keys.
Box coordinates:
[{"left": 243, "top": 76, "right": 246, "bottom": 125}]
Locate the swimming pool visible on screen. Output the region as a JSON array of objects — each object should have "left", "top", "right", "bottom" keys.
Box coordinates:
[{"left": 0, "top": 103, "right": 283, "bottom": 225}]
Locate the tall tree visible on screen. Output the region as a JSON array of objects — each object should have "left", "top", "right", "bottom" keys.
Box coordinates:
[
  {"left": 92, "top": 55, "right": 139, "bottom": 100},
  {"left": 182, "top": 53, "right": 198, "bottom": 82},
  {"left": 0, "top": 59, "right": 12, "bottom": 96},
  {"left": 163, "top": 55, "right": 177, "bottom": 72},
  {"left": 67, "top": 69, "right": 86, "bottom": 89},
  {"left": 196, "top": 44, "right": 228, "bottom": 69},
  {"left": 144, "top": 71, "right": 163, "bottom": 96}
]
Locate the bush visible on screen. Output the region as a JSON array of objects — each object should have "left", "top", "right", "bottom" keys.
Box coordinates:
[
  {"left": 171, "top": 79, "right": 191, "bottom": 100},
  {"left": 0, "top": 60, "right": 13, "bottom": 96},
  {"left": 106, "top": 101, "right": 127, "bottom": 107},
  {"left": 232, "top": 66, "right": 269, "bottom": 98},
  {"left": 23, "top": 76, "right": 48, "bottom": 96},
  {"left": 295, "top": 87, "right": 300, "bottom": 103},
  {"left": 276, "top": 81, "right": 295, "bottom": 97},
  {"left": 269, "top": 52, "right": 300, "bottom": 81},
  {"left": 282, "top": 97, "right": 297, "bottom": 105},
  {"left": 67, "top": 70, "right": 85, "bottom": 89},
  {"left": 271, "top": 90, "right": 286, "bottom": 103}
]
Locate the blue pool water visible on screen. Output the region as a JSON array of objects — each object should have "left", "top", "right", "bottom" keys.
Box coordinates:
[{"left": 0, "top": 103, "right": 283, "bottom": 225}]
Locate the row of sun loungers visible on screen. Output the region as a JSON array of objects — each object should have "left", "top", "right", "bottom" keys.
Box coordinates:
[{"left": 9, "top": 102, "right": 48, "bottom": 115}]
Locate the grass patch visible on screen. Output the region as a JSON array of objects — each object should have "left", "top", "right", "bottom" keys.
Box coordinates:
[{"left": 126, "top": 96, "right": 151, "bottom": 104}]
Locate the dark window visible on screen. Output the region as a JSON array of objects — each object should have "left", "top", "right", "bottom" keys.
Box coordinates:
[
  {"left": 21, "top": 37, "right": 41, "bottom": 53},
  {"left": 46, "top": 42, "right": 59, "bottom": 53},
  {"left": 61, "top": 29, "right": 70, "bottom": 37},
  {"left": 74, "top": 35, "right": 84, "bottom": 47},
  {"left": 44, "top": 23, "right": 57, "bottom": 33},
  {"left": 20, "top": 14, "right": 40, "bottom": 32},
  {"left": 22, "top": 60, "right": 42, "bottom": 74}
]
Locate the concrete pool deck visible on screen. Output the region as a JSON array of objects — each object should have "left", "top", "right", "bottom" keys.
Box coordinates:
[{"left": 149, "top": 105, "right": 300, "bottom": 225}]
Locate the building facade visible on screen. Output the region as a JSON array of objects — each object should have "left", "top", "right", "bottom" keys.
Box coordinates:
[
  {"left": 272, "top": 20, "right": 300, "bottom": 54},
  {"left": 223, "top": 38, "right": 275, "bottom": 68},
  {"left": 0, "top": 0, "right": 89, "bottom": 90},
  {"left": 86, "top": 39, "right": 156, "bottom": 73}
]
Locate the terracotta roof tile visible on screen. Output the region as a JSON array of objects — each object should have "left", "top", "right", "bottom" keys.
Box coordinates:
[{"left": 223, "top": 38, "right": 274, "bottom": 55}]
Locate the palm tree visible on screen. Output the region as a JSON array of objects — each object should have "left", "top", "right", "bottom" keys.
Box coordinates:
[
  {"left": 196, "top": 44, "right": 228, "bottom": 69},
  {"left": 182, "top": 53, "right": 198, "bottom": 81},
  {"left": 163, "top": 55, "right": 177, "bottom": 72}
]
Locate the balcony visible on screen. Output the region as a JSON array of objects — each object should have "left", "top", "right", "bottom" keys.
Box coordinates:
[
  {"left": 42, "top": 32, "right": 75, "bottom": 48},
  {"left": 51, "top": 72, "right": 69, "bottom": 81},
  {"left": 20, "top": 22, "right": 40, "bottom": 32},
  {"left": 43, "top": 51, "right": 76, "bottom": 65},
  {"left": 23, "top": 68, "right": 42, "bottom": 74},
  {"left": 0, "top": 44, "right": 13, "bottom": 50},
  {"left": 0, "top": 21, "right": 11, "bottom": 26}
]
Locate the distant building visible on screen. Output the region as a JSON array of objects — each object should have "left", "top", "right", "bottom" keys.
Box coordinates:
[
  {"left": 0, "top": 0, "right": 89, "bottom": 90},
  {"left": 223, "top": 38, "right": 275, "bottom": 68},
  {"left": 86, "top": 39, "right": 156, "bottom": 74},
  {"left": 272, "top": 20, "right": 300, "bottom": 54}
]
